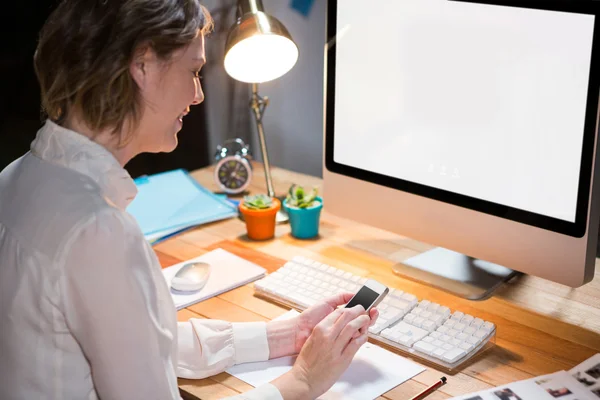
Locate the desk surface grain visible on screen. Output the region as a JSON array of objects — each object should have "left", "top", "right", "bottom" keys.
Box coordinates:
[{"left": 155, "top": 163, "right": 600, "bottom": 400}]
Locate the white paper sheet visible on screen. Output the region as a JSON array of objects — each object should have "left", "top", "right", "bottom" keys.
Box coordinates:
[{"left": 227, "top": 310, "right": 425, "bottom": 400}]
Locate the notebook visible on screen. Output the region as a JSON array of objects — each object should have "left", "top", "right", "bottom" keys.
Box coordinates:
[
  {"left": 126, "top": 169, "right": 238, "bottom": 243},
  {"left": 162, "top": 248, "right": 267, "bottom": 310}
]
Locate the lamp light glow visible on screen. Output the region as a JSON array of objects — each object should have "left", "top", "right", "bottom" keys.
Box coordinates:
[{"left": 225, "top": 34, "right": 298, "bottom": 83}]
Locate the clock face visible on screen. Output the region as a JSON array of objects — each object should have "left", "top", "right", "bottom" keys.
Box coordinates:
[{"left": 215, "top": 156, "right": 251, "bottom": 194}]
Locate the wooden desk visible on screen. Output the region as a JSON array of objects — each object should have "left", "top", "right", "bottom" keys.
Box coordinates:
[{"left": 154, "top": 163, "right": 600, "bottom": 399}]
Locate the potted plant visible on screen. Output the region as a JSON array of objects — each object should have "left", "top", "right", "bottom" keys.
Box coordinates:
[
  {"left": 283, "top": 185, "right": 323, "bottom": 239},
  {"left": 238, "top": 194, "right": 280, "bottom": 240}
]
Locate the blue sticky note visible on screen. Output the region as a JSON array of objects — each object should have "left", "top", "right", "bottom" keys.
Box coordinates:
[{"left": 290, "top": 0, "right": 315, "bottom": 17}]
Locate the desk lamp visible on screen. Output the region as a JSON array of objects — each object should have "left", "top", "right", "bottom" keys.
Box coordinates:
[{"left": 224, "top": 0, "right": 299, "bottom": 222}]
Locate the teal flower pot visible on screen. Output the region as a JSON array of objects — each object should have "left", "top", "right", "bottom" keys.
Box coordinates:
[{"left": 283, "top": 196, "right": 323, "bottom": 239}]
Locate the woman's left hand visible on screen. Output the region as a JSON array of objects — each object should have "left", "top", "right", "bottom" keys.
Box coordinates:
[{"left": 294, "top": 292, "right": 379, "bottom": 354}]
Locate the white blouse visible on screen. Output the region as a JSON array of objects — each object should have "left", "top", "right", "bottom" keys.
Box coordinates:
[{"left": 0, "top": 120, "right": 283, "bottom": 400}]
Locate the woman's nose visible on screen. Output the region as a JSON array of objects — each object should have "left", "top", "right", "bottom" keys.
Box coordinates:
[{"left": 192, "top": 78, "right": 204, "bottom": 105}]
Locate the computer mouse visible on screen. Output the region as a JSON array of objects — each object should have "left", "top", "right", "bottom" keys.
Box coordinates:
[{"left": 171, "top": 262, "right": 211, "bottom": 292}]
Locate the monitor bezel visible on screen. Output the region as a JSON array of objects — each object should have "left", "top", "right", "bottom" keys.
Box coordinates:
[{"left": 325, "top": 0, "right": 600, "bottom": 238}]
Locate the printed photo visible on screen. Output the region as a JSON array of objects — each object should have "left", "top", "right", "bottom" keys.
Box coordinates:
[
  {"left": 545, "top": 386, "right": 572, "bottom": 398},
  {"left": 573, "top": 371, "right": 596, "bottom": 387},
  {"left": 493, "top": 388, "right": 523, "bottom": 400},
  {"left": 464, "top": 397, "right": 483, "bottom": 400},
  {"left": 587, "top": 363, "right": 600, "bottom": 379},
  {"left": 591, "top": 387, "right": 600, "bottom": 398}
]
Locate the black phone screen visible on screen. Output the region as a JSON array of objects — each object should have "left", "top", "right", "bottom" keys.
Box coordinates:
[{"left": 345, "top": 285, "right": 380, "bottom": 309}]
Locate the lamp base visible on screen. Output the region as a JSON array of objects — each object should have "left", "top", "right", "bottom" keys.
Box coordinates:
[{"left": 275, "top": 195, "right": 289, "bottom": 224}]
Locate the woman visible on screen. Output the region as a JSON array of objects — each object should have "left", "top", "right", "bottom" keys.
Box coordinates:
[{"left": 0, "top": 0, "right": 378, "bottom": 399}]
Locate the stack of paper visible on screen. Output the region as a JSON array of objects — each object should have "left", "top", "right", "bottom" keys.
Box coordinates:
[{"left": 126, "top": 169, "right": 238, "bottom": 243}]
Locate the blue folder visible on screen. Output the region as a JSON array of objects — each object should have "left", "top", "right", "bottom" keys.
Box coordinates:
[{"left": 126, "top": 169, "right": 238, "bottom": 243}]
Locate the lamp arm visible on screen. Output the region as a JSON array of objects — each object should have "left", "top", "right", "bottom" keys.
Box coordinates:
[{"left": 250, "top": 83, "right": 276, "bottom": 198}]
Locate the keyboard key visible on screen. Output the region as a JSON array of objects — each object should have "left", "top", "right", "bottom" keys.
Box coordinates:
[
  {"left": 440, "top": 334, "right": 452, "bottom": 342},
  {"left": 442, "top": 343, "right": 454, "bottom": 351},
  {"left": 398, "top": 335, "right": 416, "bottom": 346},
  {"left": 447, "top": 329, "right": 460, "bottom": 338},
  {"left": 474, "top": 329, "right": 489, "bottom": 339},
  {"left": 454, "top": 322, "right": 466, "bottom": 332},
  {"left": 430, "top": 331, "right": 442, "bottom": 339},
  {"left": 461, "top": 314, "right": 475, "bottom": 325},
  {"left": 430, "top": 313, "right": 445, "bottom": 326},
  {"left": 433, "top": 339, "right": 444, "bottom": 347},
  {"left": 443, "top": 348, "right": 467, "bottom": 363},
  {"left": 482, "top": 322, "right": 495, "bottom": 332},
  {"left": 422, "top": 320, "right": 437, "bottom": 332},
  {"left": 437, "top": 326, "right": 450, "bottom": 334},
  {"left": 437, "top": 306, "right": 451, "bottom": 317},
  {"left": 414, "top": 340, "right": 436, "bottom": 355},
  {"left": 428, "top": 303, "right": 441, "bottom": 313},
  {"left": 467, "top": 335, "right": 481, "bottom": 345},
  {"left": 432, "top": 348, "right": 447, "bottom": 359},
  {"left": 451, "top": 312, "right": 464, "bottom": 321},
  {"left": 443, "top": 320, "right": 456, "bottom": 328},
  {"left": 413, "top": 317, "right": 425, "bottom": 328},
  {"left": 472, "top": 318, "right": 484, "bottom": 329},
  {"left": 402, "top": 293, "right": 418, "bottom": 305},
  {"left": 460, "top": 342, "right": 475, "bottom": 352},
  {"left": 423, "top": 336, "right": 435, "bottom": 343},
  {"left": 383, "top": 307, "right": 404, "bottom": 322},
  {"left": 464, "top": 327, "right": 477, "bottom": 335},
  {"left": 369, "top": 324, "right": 385, "bottom": 334}
]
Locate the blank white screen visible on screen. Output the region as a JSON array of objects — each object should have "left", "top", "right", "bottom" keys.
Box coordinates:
[{"left": 333, "top": 0, "right": 595, "bottom": 222}]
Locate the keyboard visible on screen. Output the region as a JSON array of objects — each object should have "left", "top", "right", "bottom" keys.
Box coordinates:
[{"left": 254, "top": 256, "right": 496, "bottom": 371}]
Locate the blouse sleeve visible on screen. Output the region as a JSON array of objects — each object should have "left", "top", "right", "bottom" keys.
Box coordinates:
[{"left": 177, "top": 319, "right": 283, "bottom": 399}]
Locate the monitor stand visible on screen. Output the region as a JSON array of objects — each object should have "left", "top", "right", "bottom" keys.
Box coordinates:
[{"left": 392, "top": 248, "right": 520, "bottom": 300}]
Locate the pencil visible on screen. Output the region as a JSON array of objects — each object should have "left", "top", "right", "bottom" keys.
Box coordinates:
[{"left": 408, "top": 376, "right": 447, "bottom": 400}]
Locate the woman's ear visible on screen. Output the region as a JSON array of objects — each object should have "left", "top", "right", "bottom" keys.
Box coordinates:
[{"left": 129, "top": 45, "right": 154, "bottom": 90}]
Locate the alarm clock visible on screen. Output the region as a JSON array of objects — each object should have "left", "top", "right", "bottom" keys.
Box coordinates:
[{"left": 214, "top": 138, "right": 252, "bottom": 194}]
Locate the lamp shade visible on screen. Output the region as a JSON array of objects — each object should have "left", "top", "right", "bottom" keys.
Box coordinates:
[{"left": 224, "top": 2, "right": 298, "bottom": 83}]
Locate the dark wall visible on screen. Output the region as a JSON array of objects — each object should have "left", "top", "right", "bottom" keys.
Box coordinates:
[{"left": 0, "top": 1, "right": 210, "bottom": 178}]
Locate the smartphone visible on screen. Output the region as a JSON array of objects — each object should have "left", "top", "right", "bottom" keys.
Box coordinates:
[{"left": 345, "top": 279, "right": 389, "bottom": 311}]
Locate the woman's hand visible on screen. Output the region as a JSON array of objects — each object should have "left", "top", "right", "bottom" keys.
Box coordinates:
[
  {"left": 272, "top": 305, "right": 372, "bottom": 399},
  {"left": 294, "top": 292, "right": 378, "bottom": 354}
]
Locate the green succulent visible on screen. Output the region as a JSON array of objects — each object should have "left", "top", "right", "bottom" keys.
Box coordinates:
[
  {"left": 286, "top": 184, "right": 319, "bottom": 208},
  {"left": 243, "top": 194, "right": 273, "bottom": 210}
]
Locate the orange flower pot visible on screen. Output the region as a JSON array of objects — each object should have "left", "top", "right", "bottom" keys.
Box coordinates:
[{"left": 239, "top": 198, "right": 281, "bottom": 240}]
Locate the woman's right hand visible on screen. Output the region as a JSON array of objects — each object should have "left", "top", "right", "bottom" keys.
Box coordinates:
[{"left": 272, "top": 305, "right": 371, "bottom": 399}]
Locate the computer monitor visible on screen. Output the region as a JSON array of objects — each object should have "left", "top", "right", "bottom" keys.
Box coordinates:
[{"left": 323, "top": 0, "right": 600, "bottom": 299}]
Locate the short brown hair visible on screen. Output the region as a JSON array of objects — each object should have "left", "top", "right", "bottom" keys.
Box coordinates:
[{"left": 34, "top": 0, "right": 213, "bottom": 142}]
